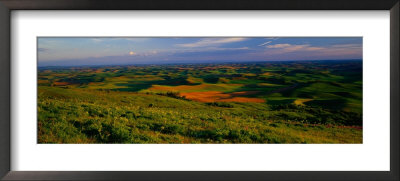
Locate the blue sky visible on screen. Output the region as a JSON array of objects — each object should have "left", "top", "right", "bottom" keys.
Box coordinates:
[{"left": 38, "top": 37, "right": 362, "bottom": 66}]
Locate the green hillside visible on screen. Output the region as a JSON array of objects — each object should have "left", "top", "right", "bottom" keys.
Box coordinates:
[{"left": 38, "top": 61, "right": 363, "bottom": 143}]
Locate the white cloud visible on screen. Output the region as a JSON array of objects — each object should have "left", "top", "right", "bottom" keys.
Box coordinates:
[
  {"left": 247, "top": 43, "right": 362, "bottom": 60},
  {"left": 264, "top": 37, "right": 279, "bottom": 40},
  {"left": 212, "top": 47, "right": 249, "bottom": 51},
  {"left": 140, "top": 50, "right": 159, "bottom": 56},
  {"left": 176, "top": 38, "right": 248, "bottom": 48},
  {"left": 267, "top": 44, "right": 291, "bottom": 48},
  {"left": 331, "top": 44, "right": 362, "bottom": 48},
  {"left": 266, "top": 43, "right": 361, "bottom": 53},
  {"left": 267, "top": 44, "right": 324, "bottom": 52},
  {"left": 258, "top": 41, "right": 272, "bottom": 46},
  {"left": 91, "top": 38, "right": 103, "bottom": 42},
  {"left": 170, "top": 46, "right": 249, "bottom": 54}
]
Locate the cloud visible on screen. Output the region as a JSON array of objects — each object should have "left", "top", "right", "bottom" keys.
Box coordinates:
[
  {"left": 267, "top": 44, "right": 291, "bottom": 48},
  {"left": 91, "top": 38, "right": 103, "bottom": 42},
  {"left": 176, "top": 38, "right": 248, "bottom": 48},
  {"left": 247, "top": 43, "right": 362, "bottom": 61},
  {"left": 258, "top": 37, "right": 280, "bottom": 47},
  {"left": 168, "top": 46, "right": 249, "bottom": 54},
  {"left": 264, "top": 37, "right": 279, "bottom": 40},
  {"left": 267, "top": 44, "right": 324, "bottom": 52},
  {"left": 140, "top": 50, "right": 159, "bottom": 56},
  {"left": 38, "top": 48, "right": 48, "bottom": 52},
  {"left": 258, "top": 41, "right": 272, "bottom": 46},
  {"left": 331, "top": 44, "right": 362, "bottom": 49},
  {"left": 265, "top": 43, "right": 361, "bottom": 55},
  {"left": 210, "top": 47, "right": 249, "bottom": 51}
]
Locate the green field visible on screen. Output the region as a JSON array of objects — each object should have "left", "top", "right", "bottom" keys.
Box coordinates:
[{"left": 38, "top": 60, "right": 362, "bottom": 143}]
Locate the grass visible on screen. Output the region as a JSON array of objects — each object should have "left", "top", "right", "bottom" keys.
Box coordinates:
[{"left": 38, "top": 60, "right": 363, "bottom": 144}]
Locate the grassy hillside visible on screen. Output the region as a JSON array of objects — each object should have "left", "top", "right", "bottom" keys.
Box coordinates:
[{"left": 38, "top": 60, "right": 362, "bottom": 143}]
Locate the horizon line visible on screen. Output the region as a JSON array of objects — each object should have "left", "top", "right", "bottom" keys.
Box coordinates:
[{"left": 38, "top": 59, "right": 362, "bottom": 68}]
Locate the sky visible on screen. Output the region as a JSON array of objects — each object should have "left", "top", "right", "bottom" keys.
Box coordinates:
[{"left": 38, "top": 37, "right": 362, "bottom": 66}]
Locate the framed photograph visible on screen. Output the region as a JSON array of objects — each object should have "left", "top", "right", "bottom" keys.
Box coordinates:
[{"left": 0, "top": 0, "right": 399, "bottom": 180}]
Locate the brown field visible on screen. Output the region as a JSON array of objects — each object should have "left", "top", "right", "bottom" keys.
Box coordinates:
[
  {"left": 230, "top": 91, "right": 260, "bottom": 96},
  {"left": 38, "top": 80, "right": 50, "bottom": 84},
  {"left": 88, "top": 82, "right": 104, "bottom": 86},
  {"left": 262, "top": 72, "right": 274, "bottom": 76},
  {"left": 180, "top": 91, "right": 265, "bottom": 103},
  {"left": 147, "top": 84, "right": 243, "bottom": 92},
  {"left": 52, "top": 82, "right": 70, "bottom": 86},
  {"left": 149, "top": 84, "right": 211, "bottom": 92}
]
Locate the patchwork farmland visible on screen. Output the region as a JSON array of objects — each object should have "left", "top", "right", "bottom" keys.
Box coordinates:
[{"left": 38, "top": 60, "right": 362, "bottom": 143}]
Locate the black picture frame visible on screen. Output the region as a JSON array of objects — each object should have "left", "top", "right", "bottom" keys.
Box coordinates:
[{"left": 0, "top": 0, "right": 399, "bottom": 180}]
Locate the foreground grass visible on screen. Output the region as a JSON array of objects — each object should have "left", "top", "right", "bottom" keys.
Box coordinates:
[{"left": 38, "top": 87, "right": 362, "bottom": 143}]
